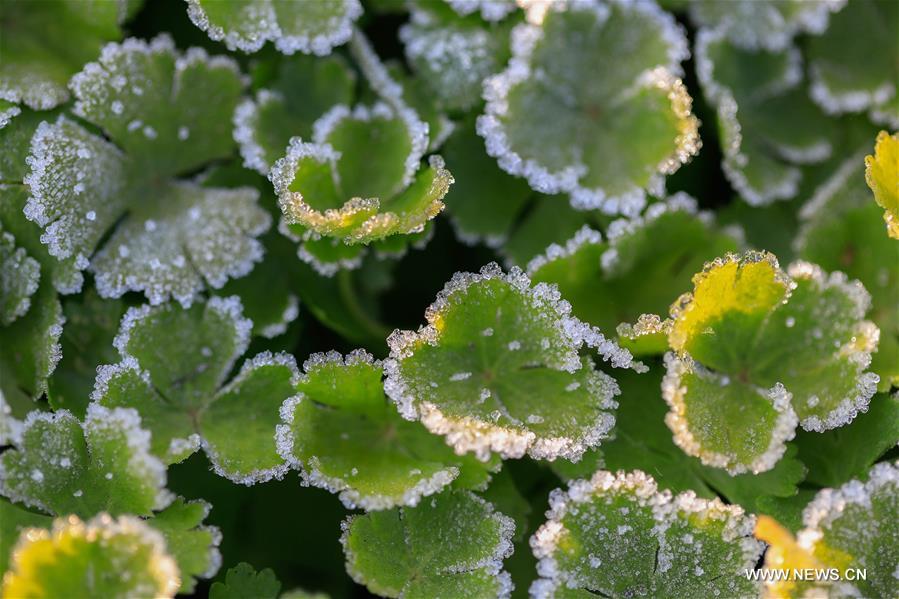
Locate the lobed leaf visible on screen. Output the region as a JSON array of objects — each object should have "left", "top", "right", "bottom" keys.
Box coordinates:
[
  {"left": 341, "top": 490, "right": 514, "bottom": 598},
  {"left": 530, "top": 470, "right": 762, "bottom": 597},
  {"left": 209, "top": 562, "right": 281, "bottom": 599},
  {"left": 186, "top": 0, "right": 362, "bottom": 56},
  {"left": 92, "top": 297, "right": 294, "bottom": 483},
  {"left": 1, "top": 513, "right": 180, "bottom": 599},
  {"left": 385, "top": 263, "right": 640, "bottom": 462},
  {"left": 0, "top": 404, "right": 169, "bottom": 518},
  {"left": 0, "top": 227, "right": 40, "bottom": 326},
  {"left": 277, "top": 350, "right": 498, "bottom": 510},
  {"left": 695, "top": 28, "right": 834, "bottom": 205},
  {"left": 24, "top": 37, "right": 271, "bottom": 306},
  {"left": 662, "top": 251, "right": 881, "bottom": 473},
  {"left": 152, "top": 498, "right": 223, "bottom": 594},
  {"left": 477, "top": 0, "right": 699, "bottom": 215},
  {"left": 757, "top": 460, "right": 899, "bottom": 598}
]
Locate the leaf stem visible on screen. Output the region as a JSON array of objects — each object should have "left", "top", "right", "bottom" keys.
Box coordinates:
[{"left": 337, "top": 269, "right": 392, "bottom": 343}]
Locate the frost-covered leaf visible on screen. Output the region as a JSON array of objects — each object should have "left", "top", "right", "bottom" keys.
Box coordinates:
[
  {"left": 186, "top": 0, "right": 362, "bottom": 56},
  {"left": 442, "top": 118, "right": 532, "bottom": 246},
  {"left": 0, "top": 0, "right": 130, "bottom": 110},
  {"left": 210, "top": 562, "right": 281, "bottom": 599},
  {"left": 865, "top": 130, "right": 899, "bottom": 239},
  {"left": 0, "top": 392, "right": 23, "bottom": 446},
  {"left": 152, "top": 497, "right": 223, "bottom": 593},
  {"left": 0, "top": 404, "right": 169, "bottom": 518},
  {"left": 757, "top": 460, "right": 899, "bottom": 598},
  {"left": 24, "top": 37, "right": 271, "bottom": 306},
  {"left": 662, "top": 251, "right": 881, "bottom": 474},
  {"left": 0, "top": 273, "right": 64, "bottom": 400},
  {"left": 271, "top": 103, "right": 453, "bottom": 244},
  {"left": 528, "top": 194, "right": 739, "bottom": 347},
  {"left": 385, "top": 263, "right": 640, "bottom": 462},
  {"left": 1, "top": 513, "right": 180, "bottom": 599},
  {"left": 0, "top": 227, "right": 40, "bottom": 325},
  {"left": 47, "top": 290, "right": 126, "bottom": 417},
  {"left": 400, "top": 2, "right": 513, "bottom": 112},
  {"left": 500, "top": 195, "right": 591, "bottom": 268},
  {"left": 93, "top": 297, "right": 295, "bottom": 483},
  {"left": 797, "top": 152, "right": 899, "bottom": 391},
  {"left": 530, "top": 470, "right": 763, "bottom": 598},
  {"left": 277, "top": 350, "right": 498, "bottom": 511},
  {"left": 235, "top": 54, "right": 356, "bottom": 174},
  {"left": 0, "top": 498, "right": 51, "bottom": 574},
  {"left": 688, "top": 0, "right": 845, "bottom": 51},
  {"left": 796, "top": 392, "right": 899, "bottom": 488},
  {"left": 0, "top": 99, "right": 20, "bottom": 128},
  {"left": 341, "top": 490, "right": 514, "bottom": 598},
  {"left": 807, "top": 0, "right": 899, "bottom": 128},
  {"left": 477, "top": 0, "right": 699, "bottom": 215},
  {"left": 445, "top": 0, "right": 517, "bottom": 21},
  {"left": 695, "top": 28, "right": 834, "bottom": 205}
]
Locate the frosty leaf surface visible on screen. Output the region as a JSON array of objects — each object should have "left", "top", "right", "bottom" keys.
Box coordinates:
[
  {"left": 277, "top": 350, "right": 498, "bottom": 511},
  {"left": 530, "top": 470, "right": 762, "bottom": 598},
  {"left": 209, "top": 562, "right": 281, "bottom": 599},
  {"left": 688, "top": 0, "right": 845, "bottom": 51},
  {"left": 0, "top": 228, "right": 40, "bottom": 325},
  {"left": 152, "top": 498, "right": 222, "bottom": 593},
  {"left": 271, "top": 103, "right": 452, "bottom": 244},
  {"left": 1, "top": 514, "right": 180, "bottom": 599},
  {"left": 477, "top": 0, "right": 699, "bottom": 215},
  {"left": 341, "top": 490, "right": 514, "bottom": 598},
  {"left": 0, "top": 404, "right": 169, "bottom": 518},
  {"left": 798, "top": 153, "right": 899, "bottom": 390},
  {"left": 695, "top": 29, "right": 833, "bottom": 205},
  {"left": 47, "top": 290, "right": 126, "bottom": 417},
  {"left": 0, "top": 0, "right": 128, "bottom": 110},
  {"left": 24, "top": 37, "right": 271, "bottom": 306},
  {"left": 528, "top": 194, "right": 738, "bottom": 345},
  {"left": 235, "top": 54, "right": 356, "bottom": 174},
  {"left": 445, "top": 0, "right": 517, "bottom": 21},
  {"left": 385, "top": 263, "right": 634, "bottom": 462},
  {"left": 93, "top": 297, "right": 295, "bottom": 484},
  {"left": 500, "top": 196, "right": 591, "bottom": 268},
  {"left": 186, "top": 0, "right": 362, "bottom": 56},
  {"left": 442, "top": 119, "right": 532, "bottom": 246},
  {"left": 806, "top": 0, "right": 899, "bottom": 127},
  {"left": 400, "top": 2, "right": 512, "bottom": 112},
  {"left": 757, "top": 461, "right": 899, "bottom": 598},
  {"left": 663, "top": 252, "right": 880, "bottom": 474},
  {"left": 865, "top": 130, "right": 899, "bottom": 239}
]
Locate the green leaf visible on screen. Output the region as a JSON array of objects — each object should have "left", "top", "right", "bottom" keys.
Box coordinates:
[
  {"left": 478, "top": 0, "right": 699, "bottom": 214},
  {"left": 0, "top": 0, "right": 128, "bottom": 110},
  {"left": 695, "top": 29, "right": 834, "bottom": 205},
  {"left": 795, "top": 392, "right": 899, "bottom": 488},
  {"left": 688, "top": 0, "right": 844, "bottom": 51},
  {"left": 865, "top": 130, "right": 899, "bottom": 239},
  {"left": 0, "top": 404, "right": 169, "bottom": 518},
  {"left": 528, "top": 194, "right": 739, "bottom": 345},
  {"left": 444, "top": 0, "right": 517, "bottom": 21},
  {"left": 271, "top": 104, "right": 453, "bottom": 245},
  {"left": 186, "top": 0, "right": 362, "bottom": 55},
  {"left": 798, "top": 152, "right": 899, "bottom": 391},
  {"left": 47, "top": 290, "right": 126, "bottom": 417},
  {"left": 663, "top": 251, "right": 881, "bottom": 473},
  {"left": 24, "top": 37, "right": 271, "bottom": 306},
  {"left": 0, "top": 227, "right": 40, "bottom": 325},
  {"left": 400, "top": 4, "right": 513, "bottom": 112},
  {"left": 1, "top": 513, "right": 180, "bottom": 599},
  {"left": 530, "top": 470, "right": 762, "bottom": 597},
  {"left": 441, "top": 118, "right": 533, "bottom": 246},
  {"left": 341, "top": 490, "right": 514, "bottom": 598},
  {"left": 806, "top": 0, "right": 899, "bottom": 128},
  {"left": 151, "top": 497, "right": 223, "bottom": 593},
  {"left": 500, "top": 195, "right": 591, "bottom": 268},
  {"left": 758, "top": 461, "right": 899, "bottom": 598},
  {"left": 277, "top": 350, "right": 497, "bottom": 510},
  {"left": 93, "top": 297, "right": 296, "bottom": 483},
  {"left": 210, "top": 562, "right": 281, "bottom": 599},
  {"left": 235, "top": 54, "right": 356, "bottom": 174},
  {"left": 385, "top": 263, "right": 638, "bottom": 462},
  {"left": 0, "top": 391, "right": 23, "bottom": 446}
]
